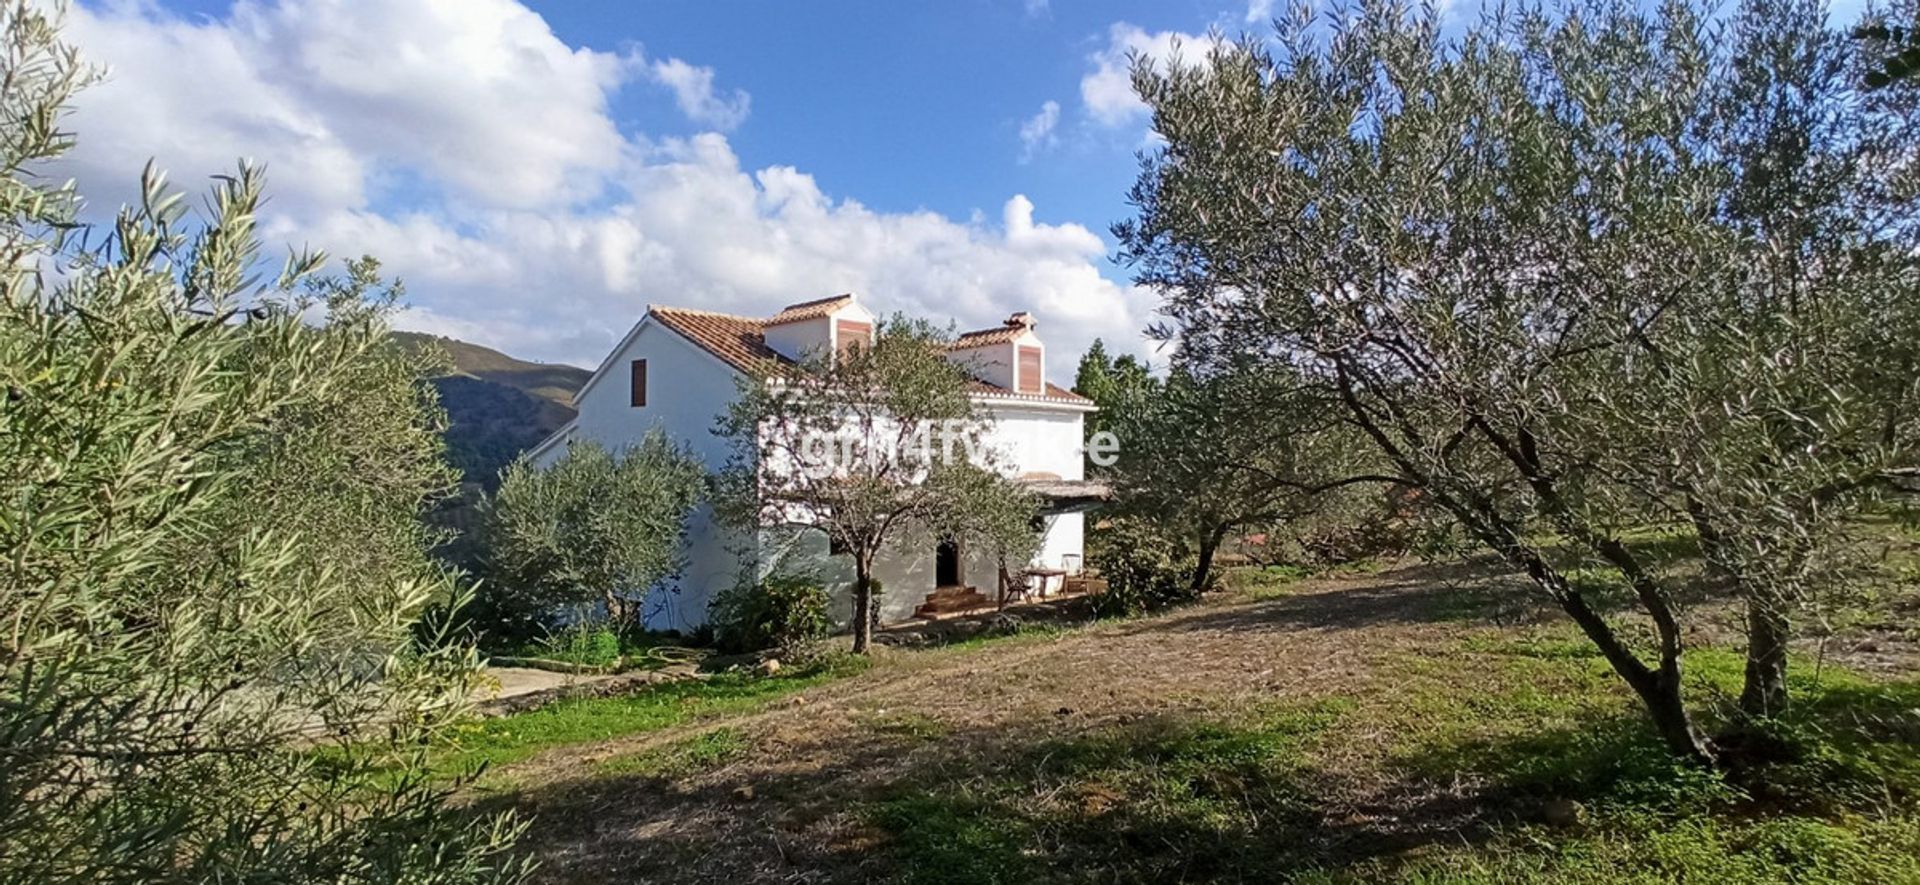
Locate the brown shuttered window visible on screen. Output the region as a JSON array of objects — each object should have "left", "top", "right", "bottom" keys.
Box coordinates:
[
  {"left": 835, "top": 319, "right": 873, "bottom": 359},
  {"left": 630, "top": 359, "right": 648, "bottom": 407},
  {"left": 1017, "top": 346, "right": 1042, "bottom": 394}
]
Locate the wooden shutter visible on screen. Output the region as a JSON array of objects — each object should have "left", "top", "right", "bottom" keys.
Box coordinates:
[
  {"left": 1017, "top": 346, "right": 1042, "bottom": 394},
  {"left": 629, "top": 359, "right": 647, "bottom": 407},
  {"left": 835, "top": 320, "right": 873, "bottom": 359}
]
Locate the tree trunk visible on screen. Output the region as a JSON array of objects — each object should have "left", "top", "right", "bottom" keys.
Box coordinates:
[
  {"left": 851, "top": 558, "right": 874, "bottom": 654},
  {"left": 1692, "top": 495, "right": 1793, "bottom": 719},
  {"left": 1330, "top": 371, "right": 1718, "bottom": 766},
  {"left": 1190, "top": 523, "right": 1229, "bottom": 595},
  {"left": 1635, "top": 663, "right": 1715, "bottom": 767},
  {"left": 1739, "top": 591, "right": 1791, "bottom": 718},
  {"left": 603, "top": 589, "right": 628, "bottom": 630},
  {"left": 1516, "top": 543, "right": 1721, "bottom": 767}
]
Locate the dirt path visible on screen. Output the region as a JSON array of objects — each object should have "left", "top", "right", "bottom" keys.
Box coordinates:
[
  {"left": 483, "top": 666, "right": 618, "bottom": 701},
  {"left": 480, "top": 561, "right": 1531, "bottom": 883}
]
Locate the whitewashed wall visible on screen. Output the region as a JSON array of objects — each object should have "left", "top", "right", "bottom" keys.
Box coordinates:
[
  {"left": 535, "top": 315, "right": 1093, "bottom": 631},
  {"left": 979, "top": 404, "right": 1086, "bottom": 480},
  {"left": 538, "top": 319, "right": 754, "bottom": 633}
]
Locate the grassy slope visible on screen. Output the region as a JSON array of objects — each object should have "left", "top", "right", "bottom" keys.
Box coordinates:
[
  {"left": 464, "top": 556, "right": 1919, "bottom": 883},
  {"left": 858, "top": 567, "right": 1920, "bottom": 884},
  {"left": 440, "top": 658, "right": 869, "bottom": 782},
  {"left": 396, "top": 331, "right": 591, "bottom": 408}
]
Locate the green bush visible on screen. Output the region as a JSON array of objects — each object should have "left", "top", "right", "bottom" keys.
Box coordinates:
[
  {"left": 483, "top": 435, "right": 704, "bottom": 633},
  {"left": 1090, "top": 517, "right": 1204, "bottom": 617},
  {"left": 710, "top": 573, "right": 833, "bottom": 654},
  {"left": 533, "top": 623, "right": 622, "bottom": 668}
]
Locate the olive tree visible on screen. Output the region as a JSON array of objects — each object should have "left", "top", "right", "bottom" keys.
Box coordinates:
[
  {"left": 931, "top": 461, "right": 1046, "bottom": 606},
  {"left": 485, "top": 434, "right": 705, "bottom": 631},
  {"left": 1109, "top": 359, "right": 1392, "bottom": 594},
  {"left": 1118, "top": 0, "right": 1920, "bottom": 765},
  {"left": 0, "top": 4, "right": 527, "bottom": 879},
  {"left": 214, "top": 255, "right": 466, "bottom": 629}
]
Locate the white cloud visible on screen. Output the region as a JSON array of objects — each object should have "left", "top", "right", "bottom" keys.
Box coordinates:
[
  {"left": 61, "top": 0, "right": 634, "bottom": 212},
  {"left": 53, "top": 0, "right": 1153, "bottom": 371},
  {"left": 1017, "top": 100, "right": 1059, "bottom": 162},
  {"left": 1081, "top": 23, "right": 1210, "bottom": 127},
  {"left": 1245, "top": 0, "right": 1277, "bottom": 24},
  {"left": 649, "top": 57, "right": 751, "bottom": 131}
]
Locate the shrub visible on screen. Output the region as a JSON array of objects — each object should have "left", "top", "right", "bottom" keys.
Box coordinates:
[
  {"left": 710, "top": 573, "right": 833, "bottom": 654},
  {"left": 533, "top": 623, "right": 622, "bottom": 669},
  {"left": 0, "top": 6, "right": 526, "bottom": 878},
  {"left": 1089, "top": 517, "right": 1204, "bottom": 617},
  {"left": 1283, "top": 487, "right": 1415, "bottom": 567}
]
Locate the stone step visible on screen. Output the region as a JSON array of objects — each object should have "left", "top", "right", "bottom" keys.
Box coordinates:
[{"left": 914, "top": 585, "right": 988, "bottom": 618}]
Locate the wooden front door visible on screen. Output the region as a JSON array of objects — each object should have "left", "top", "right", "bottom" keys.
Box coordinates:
[{"left": 935, "top": 538, "right": 962, "bottom": 587}]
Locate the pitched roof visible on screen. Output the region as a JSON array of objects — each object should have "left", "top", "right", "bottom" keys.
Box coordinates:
[
  {"left": 967, "top": 380, "right": 1090, "bottom": 404},
  {"left": 648, "top": 306, "right": 792, "bottom": 376},
  {"left": 764, "top": 293, "right": 854, "bottom": 326},
  {"left": 952, "top": 312, "right": 1039, "bottom": 349},
  {"left": 644, "top": 300, "right": 1091, "bottom": 406},
  {"left": 951, "top": 325, "right": 1028, "bottom": 349}
]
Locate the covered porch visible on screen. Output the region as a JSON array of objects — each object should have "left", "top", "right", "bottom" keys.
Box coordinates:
[{"left": 909, "top": 476, "right": 1110, "bottom": 619}]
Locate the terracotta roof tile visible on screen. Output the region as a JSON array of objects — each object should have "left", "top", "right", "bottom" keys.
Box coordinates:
[
  {"left": 764, "top": 293, "right": 854, "bottom": 326},
  {"left": 951, "top": 326, "right": 1027, "bottom": 348},
  {"left": 645, "top": 301, "right": 1090, "bottom": 406},
  {"left": 648, "top": 306, "right": 792, "bottom": 377}
]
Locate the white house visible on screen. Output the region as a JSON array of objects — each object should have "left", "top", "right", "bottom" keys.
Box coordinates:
[{"left": 528, "top": 293, "right": 1102, "bottom": 632}]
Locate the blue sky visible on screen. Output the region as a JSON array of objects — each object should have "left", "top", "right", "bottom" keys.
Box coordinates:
[
  {"left": 519, "top": 1, "right": 1202, "bottom": 228},
  {"left": 50, "top": 0, "right": 1875, "bottom": 372}
]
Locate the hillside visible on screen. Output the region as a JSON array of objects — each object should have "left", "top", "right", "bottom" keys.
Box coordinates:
[
  {"left": 396, "top": 331, "right": 590, "bottom": 489},
  {"left": 460, "top": 562, "right": 1920, "bottom": 882}
]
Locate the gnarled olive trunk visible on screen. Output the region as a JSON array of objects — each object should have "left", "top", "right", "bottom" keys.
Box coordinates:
[
  {"left": 1190, "top": 522, "right": 1230, "bottom": 595},
  {"left": 1504, "top": 537, "right": 1720, "bottom": 767},
  {"left": 1691, "top": 498, "right": 1793, "bottom": 720},
  {"left": 602, "top": 588, "right": 631, "bottom": 630},
  {"left": 1739, "top": 592, "right": 1791, "bottom": 718},
  {"left": 1338, "top": 385, "right": 1718, "bottom": 766}
]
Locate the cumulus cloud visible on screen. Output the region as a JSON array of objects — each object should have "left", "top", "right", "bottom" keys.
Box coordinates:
[
  {"left": 53, "top": 0, "right": 1153, "bottom": 371},
  {"left": 60, "top": 0, "right": 634, "bottom": 213},
  {"left": 1080, "top": 22, "right": 1211, "bottom": 127},
  {"left": 1017, "top": 100, "right": 1059, "bottom": 162},
  {"left": 649, "top": 57, "right": 751, "bottom": 131},
  {"left": 1246, "top": 0, "right": 1278, "bottom": 24}
]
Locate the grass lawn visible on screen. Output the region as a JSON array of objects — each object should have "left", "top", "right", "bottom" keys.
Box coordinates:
[
  {"left": 859, "top": 619, "right": 1920, "bottom": 884},
  {"left": 435, "top": 655, "right": 868, "bottom": 780}
]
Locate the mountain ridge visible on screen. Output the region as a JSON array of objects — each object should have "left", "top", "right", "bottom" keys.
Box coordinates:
[{"left": 395, "top": 331, "right": 589, "bottom": 488}]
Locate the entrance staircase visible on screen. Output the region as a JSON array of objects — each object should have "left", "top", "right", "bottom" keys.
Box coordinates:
[{"left": 913, "top": 584, "right": 988, "bottom": 618}]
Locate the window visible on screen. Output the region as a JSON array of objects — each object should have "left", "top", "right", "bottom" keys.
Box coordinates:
[
  {"left": 629, "top": 359, "right": 647, "bottom": 407},
  {"left": 835, "top": 319, "right": 873, "bottom": 360},
  {"left": 1017, "top": 346, "right": 1042, "bottom": 394}
]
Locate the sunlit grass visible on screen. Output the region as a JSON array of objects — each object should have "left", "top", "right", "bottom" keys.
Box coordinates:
[
  {"left": 435, "top": 655, "right": 867, "bottom": 778},
  {"left": 593, "top": 727, "right": 753, "bottom": 779},
  {"left": 860, "top": 623, "right": 1920, "bottom": 883}
]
